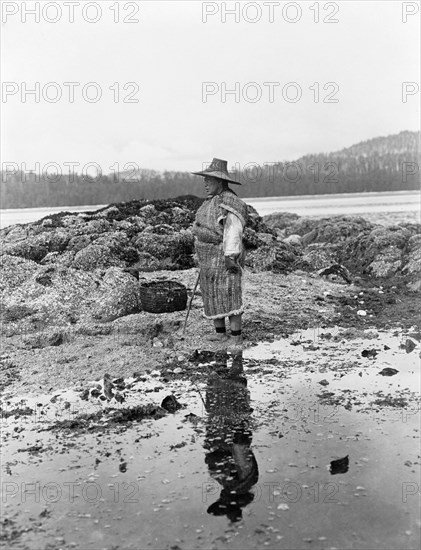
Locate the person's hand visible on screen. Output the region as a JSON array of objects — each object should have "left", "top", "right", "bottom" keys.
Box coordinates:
[{"left": 225, "top": 256, "right": 240, "bottom": 274}]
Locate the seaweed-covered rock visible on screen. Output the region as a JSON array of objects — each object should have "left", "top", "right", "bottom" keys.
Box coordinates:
[
  {"left": 94, "top": 233, "right": 139, "bottom": 264},
  {"left": 367, "top": 245, "right": 403, "bottom": 278},
  {"left": 90, "top": 268, "right": 142, "bottom": 321},
  {"left": 82, "top": 218, "right": 111, "bottom": 234},
  {"left": 67, "top": 234, "right": 93, "bottom": 252},
  {"left": 143, "top": 224, "right": 175, "bottom": 235},
  {"left": 283, "top": 234, "right": 302, "bottom": 247},
  {"left": 246, "top": 204, "right": 272, "bottom": 233},
  {"left": 263, "top": 211, "right": 300, "bottom": 231},
  {"left": 3, "top": 238, "right": 49, "bottom": 263},
  {"left": 0, "top": 255, "right": 39, "bottom": 293},
  {"left": 133, "top": 252, "right": 161, "bottom": 272},
  {"left": 1, "top": 227, "right": 70, "bottom": 263},
  {"left": 402, "top": 234, "right": 421, "bottom": 291},
  {"left": 243, "top": 228, "right": 262, "bottom": 250},
  {"left": 295, "top": 243, "right": 338, "bottom": 271},
  {"left": 340, "top": 225, "right": 413, "bottom": 277},
  {"left": 1, "top": 197, "right": 419, "bottom": 298},
  {"left": 72, "top": 244, "right": 125, "bottom": 270},
  {"left": 134, "top": 229, "right": 194, "bottom": 269},
  {"left": 246, "top": 241, "right": 299, "bottom": 273},
  {"left": 0, "top": 224, "right": 28, "bottom": 244},
  {"left": 297, "top": 216, "right": 374, "bottom": 245},
  {"left": 2, "top": 266, "right": 100, "bottom": 327}
]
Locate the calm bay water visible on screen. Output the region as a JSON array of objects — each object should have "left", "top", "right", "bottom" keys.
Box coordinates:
[{"left": 0, "top": 191, "right": 419, "bottom": 229}]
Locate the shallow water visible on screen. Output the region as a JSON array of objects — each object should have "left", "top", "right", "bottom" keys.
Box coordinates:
[
  {"left": 1, "top": 328, "right": 420, "bottom": 549},
  {"left": 1, "top": 191, "right": 419, "bottom": 228}
]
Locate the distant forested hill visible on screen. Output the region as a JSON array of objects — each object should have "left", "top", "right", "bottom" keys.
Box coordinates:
[{"left": 1, "top": 131, "right": 419, "bottom": 208}]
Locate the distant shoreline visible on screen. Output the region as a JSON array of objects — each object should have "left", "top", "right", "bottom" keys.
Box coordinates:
[
  {"left": 1, "top": 189, "right": 420, "bottom": 212},
  {"left": 1, "top": 190, "right": 419, "bottom": 229}
]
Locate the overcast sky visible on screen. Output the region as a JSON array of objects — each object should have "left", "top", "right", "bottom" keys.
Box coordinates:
[{"left": 1, "top": 0, "right": 420, "bottom": 174}]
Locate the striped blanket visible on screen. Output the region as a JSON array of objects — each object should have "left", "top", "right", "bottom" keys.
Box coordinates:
[{"left": 192, "top": 191, "right": 248, "bottom": 319}]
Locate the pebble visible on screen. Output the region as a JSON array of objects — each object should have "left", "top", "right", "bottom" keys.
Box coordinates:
[
  {"left": 277, "top": 503, "right": 289, "bottom": 511},
  {"left": 357, "top": 310, "right": 367, "bottom": 316}
]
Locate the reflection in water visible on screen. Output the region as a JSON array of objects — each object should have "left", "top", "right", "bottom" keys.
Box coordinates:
[{"left": 203, "top": 351, "right": 259, "bottom": 522}]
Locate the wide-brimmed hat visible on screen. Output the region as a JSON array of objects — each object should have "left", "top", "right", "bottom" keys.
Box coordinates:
[{"left": 192, "top": 158, "right": 241, "bottom": 185}]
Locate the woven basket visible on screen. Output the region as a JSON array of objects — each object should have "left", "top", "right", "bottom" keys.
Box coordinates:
[{"left": 139, "top": 280, "right": 187, "bottom": 313}]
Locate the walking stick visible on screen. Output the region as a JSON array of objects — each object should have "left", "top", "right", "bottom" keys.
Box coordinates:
[{"left": 183, "top": 271, "right": 200, "bottom": 334}]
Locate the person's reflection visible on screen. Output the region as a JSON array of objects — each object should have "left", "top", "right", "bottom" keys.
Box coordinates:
[{"left": 203, "top": 351, "right": 259, "bottom": 522}]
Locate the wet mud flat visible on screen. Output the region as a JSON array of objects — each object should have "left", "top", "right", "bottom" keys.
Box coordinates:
[{"left": 1, "top": 328, "right": 420, "bottom": 550}]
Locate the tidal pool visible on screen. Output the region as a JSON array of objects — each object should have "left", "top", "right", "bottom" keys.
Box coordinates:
[{"left": 1, "top": 328, "right": 420, "bottom": 550}]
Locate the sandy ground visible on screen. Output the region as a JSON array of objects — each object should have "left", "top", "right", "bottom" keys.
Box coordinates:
[
  {"left": 1, "top": 265, "right": 418, "bottom": 397},
  {"left": 1, "top": 208, "right": 420, "bottom": 550}
]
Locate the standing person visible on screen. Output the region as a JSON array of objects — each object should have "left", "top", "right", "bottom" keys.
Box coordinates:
[{"left": 191, "top": 158, "right": 248, "bottom": 345}]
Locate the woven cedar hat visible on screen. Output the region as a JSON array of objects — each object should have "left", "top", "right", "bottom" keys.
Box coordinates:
[{"left": 192, "top": 158, "right": 241, "bottom": 185}]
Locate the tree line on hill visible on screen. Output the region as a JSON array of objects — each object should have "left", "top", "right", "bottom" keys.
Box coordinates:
[{"left": 1, "top": 131, "right": 419, "bottom": 208}]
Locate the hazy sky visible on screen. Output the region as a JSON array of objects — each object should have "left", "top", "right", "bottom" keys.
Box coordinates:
[{"left": 1, "top": 0, "right": 420, "bottom": 174}]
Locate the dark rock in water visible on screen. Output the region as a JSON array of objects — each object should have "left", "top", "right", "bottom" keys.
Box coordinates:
[
  {"left": 80, "top": 389, "right": 90, "bottom": 401},
  {"left": 114, "top": 392, "right": 125, "bottom": 404},
  {"left": 188, "top": 350, "right": 220, "bottom": 363},
  {"left": 361, "top": 349, "right": 378, "bottom": 358},
  {"left": 318, "top": 264, "right": 352, "bottom": 284},
  {"left": 110, "top": 404, "right": 166, "bottom": 423},
  {"left": 1, "top": 406, "right": 33, "bottom": 419},
  {"left": 169, "top": 441, "right": 188, "bottom": 450},
  {"left": 405, "top": 339, "right": 416, "bottom": 354},
  {"left": 378, "top": 367, "right": 399, "bottom": 376},
  {"left": 384, "top": 344, "right": 391, "bottom": 350},
  {"left": 119, "top": 461, "right": 127, "bottom": 473},
  {"left": 330, "top": 455, "right": 349, "bottom": 475},
  {"left": 103, "top": 373, "right": 114, "bottom": 400},
  {"left": 184, "top": 413, "right": 200, "bottom": 424},
  {"left": 303, "top": 343, "right": 319, "bottom": 351},
  {"left": 90, "top": 389, "right": 101, "bottom": 398},
  {"left": 318, "top": 379, "right": 330, "bottom": 386},
  {"left": 373, "top": 395, "right": 408, "bottom": 408},
  {"left": 161, "top": 394, "right": 182, "bottom": 413}
]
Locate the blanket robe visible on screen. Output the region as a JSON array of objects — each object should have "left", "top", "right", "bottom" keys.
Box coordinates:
[{"left": 192, "top": 191, "right": 248, "bottom": 319}]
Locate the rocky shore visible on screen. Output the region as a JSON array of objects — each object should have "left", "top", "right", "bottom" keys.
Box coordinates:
[{"left": 0, "top": 196, "right": 420, "bottom": 395}]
